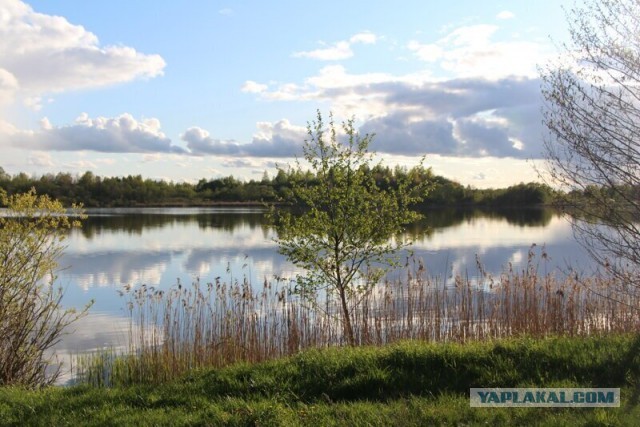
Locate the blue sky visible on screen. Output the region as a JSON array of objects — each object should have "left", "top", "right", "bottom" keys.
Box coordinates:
[{"left": 0, "top": 0, "right": 575, "bottom": 187}]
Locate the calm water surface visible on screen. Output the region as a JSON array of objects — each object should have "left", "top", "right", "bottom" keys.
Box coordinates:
[{"left": 53, "top": 207, "right": 595, "bottom": 380}]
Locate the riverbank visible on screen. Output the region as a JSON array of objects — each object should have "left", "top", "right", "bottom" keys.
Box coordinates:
[
  {"left": 1, "top": 335, "right": 638, "bottom": 426},
  {"left": 0, "top": 167, "right": 558, "bottom": 209}
]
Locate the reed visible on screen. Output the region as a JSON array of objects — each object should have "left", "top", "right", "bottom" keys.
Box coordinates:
[{"left": 74, "top": 246, "right": 640, "bottom": 386}]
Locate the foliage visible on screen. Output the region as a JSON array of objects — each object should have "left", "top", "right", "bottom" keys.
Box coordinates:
[
  {"left": 0, "top": 165, "right": 557, "bottom": 208},
  {"left": 541, "top": 0, "right": 640, "bottom": 295},
  {"left": 272, "top": 112, "right": 430, "bottom": 345},
  {"left": 0, "top": 188, "right": 89, "bottom": 387}
]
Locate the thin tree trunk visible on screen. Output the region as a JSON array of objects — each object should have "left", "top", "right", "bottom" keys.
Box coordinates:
[{"left": 338, "top": 284, "right": 355, "bottom": 345}]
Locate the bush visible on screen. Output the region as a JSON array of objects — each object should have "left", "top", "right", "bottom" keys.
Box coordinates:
[{"left": 0, "top": 188, "right": 90, "bottom": 387}]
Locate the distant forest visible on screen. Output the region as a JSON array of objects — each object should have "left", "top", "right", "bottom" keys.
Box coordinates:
[{"left": 0, "top": 165, "right": 557, "bottom": 208}]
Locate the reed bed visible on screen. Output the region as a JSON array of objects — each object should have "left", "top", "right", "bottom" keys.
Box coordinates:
[{"left": 75, "top": 247, "right": 640, "bottom": 386}]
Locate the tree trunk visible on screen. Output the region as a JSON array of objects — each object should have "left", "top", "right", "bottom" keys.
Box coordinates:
[{"left": 338, "top": 284, "right": 355, "bottom": 346}]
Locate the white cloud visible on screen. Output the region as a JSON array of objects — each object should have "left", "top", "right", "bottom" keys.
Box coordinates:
[
  {"left": 23, "top": 96, "right": 44, "bottom": 111},
  {"left": 292, "top": 31, "right": 378, "bottom": 61},
  {"left": 407, "top": 41, "right": 443, "bottom": 62},
  {"left": 257, "top": 82, "right": 307, "bottom": 101},
  {"left": 28, "top": 151, "right": 54, "bottom": 167},
  {"left": 181, "top": 127, "right": 244, "bottom": 156},
  {"left": 306, "top": 65, "right": 395, "bottom": 89},
  {"left": 183, "top": 119, "right": 306, "bottom": 157},
  {"left": 496, "top": 10, "right": 515, "bottom": 20},
  {"left": 241, "top": 80, "right": 268, "bottom": 94},
  {"left": 192, "top": 73, "right": 543, "bottom": 161},
  {"left": 0, "top": 0, "right": 165, "bottom": 104},
  {"left": 142, "top": 153, "right": 162, "bottom": 163},
  {"left": 349, "top": 31, "right": 377, "bottom": 44},
  {"left": 220, "top": 158, "right": 277, "bottom": 169},
  {"left": 293, "top": 41, "right": 353, "bottom": 61},
  {"left": 64, "top": 159, "right": 98, "bottom": 170},
  {"left": 443, "top": 25, "right": 498, "bottom": 47},
  {"left": 3, "top": 113, "right": 185, "bottom": 154},
  {"left": 0, "top": 68, "right": 18, "bottom": 106},
  {"left": 218, "top": 8, "right": 233, "bottom": 16},
  {"left": 251, "top": 65, "right": 428, "bottom": 118},
  {"left": 252, "top": 20, "right": 552, "bottom": 136},
  {"left": 39, "top": 117, "right": 53, "bottom": 130},
  {"left": 408, "top": 24, "right": 550, "bottom": 79},
  {"left": 473, "top": 172, "right": 487, "bottom": 181},
  {"left": 95, "top": 157, "right": 116, "bottom": 165},
  {"left": 0, "top": 118, "right": 18, "bottom": 134},
  {"left": 245, "top": 62, "right": 544, "bottom": 159}
]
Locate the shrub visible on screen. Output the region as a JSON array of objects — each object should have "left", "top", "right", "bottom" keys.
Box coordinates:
[{"left": 0, "top": 188, "right": 90, "bottom": 387}]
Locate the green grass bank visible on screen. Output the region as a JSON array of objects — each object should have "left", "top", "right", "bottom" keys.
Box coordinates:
[{"left": 2, "top": 334, "right": 640, "bottom": 426}]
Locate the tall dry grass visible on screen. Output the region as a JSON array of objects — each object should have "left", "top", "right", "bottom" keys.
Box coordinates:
[{"left": 75, "top": 247, "right": 640, "bottom": 386}]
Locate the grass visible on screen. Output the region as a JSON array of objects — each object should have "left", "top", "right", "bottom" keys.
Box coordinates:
[
  {"left": 3, "top": 335, "right": 640, "bottom": 426},
  {"left": 74, "top": 247, "right": 640, "bottom": 387},
  {"left": 11, "top": 249, "right": 635, "bottom": 425}
]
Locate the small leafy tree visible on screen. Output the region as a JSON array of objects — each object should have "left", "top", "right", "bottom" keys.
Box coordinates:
[
  {"left": 0, "top": 188, "right": 89, "bottom": 387},
  {"left": 273, "top": 112, "right": 429, "bottom": 345}
]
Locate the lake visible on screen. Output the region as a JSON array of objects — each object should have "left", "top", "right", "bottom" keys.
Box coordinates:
[{"left": 52, "top": 207, "right": 595, "bottom": 381}]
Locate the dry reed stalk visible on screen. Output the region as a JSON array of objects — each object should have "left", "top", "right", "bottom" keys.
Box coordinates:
[{"left": 74, "top": 247, "right": 640, "bottom": 386}]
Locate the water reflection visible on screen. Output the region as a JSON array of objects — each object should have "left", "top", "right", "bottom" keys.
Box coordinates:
[
  {"left": 80, "top": 207, "right": 268, "bottom": 238},
  {"left": 58, "top": 207, "right": 594, "bottom": 305},
  {"left": 79, "top": 207, "right": 553, "bottom": 236},
  {"left": 51, "top": 313, "right": 132, "bottom": 385},
  {"left": 55, "top": 207, "right": 595, "bottom": 354},
  {"left": 406, "top": 207, "right": 553, "bottom": 236},
  {"left": 61, "top": 250, "right": 171, "bottom": 289}
]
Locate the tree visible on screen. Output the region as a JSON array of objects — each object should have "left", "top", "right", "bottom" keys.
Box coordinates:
[
  {"left": 272, "top": 112, "right": 429, "bottom": 345},
  {"left": 0, "top": 166, "right": 9, "bottom": 182},
  {"left": 540, "top": 0, "right": 640, "bottom": 297},
  {"left": 0, "top": 189, "right": 90, "bottom": 387}
]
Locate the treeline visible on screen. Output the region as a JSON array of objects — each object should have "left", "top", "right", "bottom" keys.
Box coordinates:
[{"left": 0, "top": 165, "right": 557, "bottom": 208}]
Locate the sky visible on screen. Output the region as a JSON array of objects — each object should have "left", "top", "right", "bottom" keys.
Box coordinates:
[{"left": 0, "top": 0, "right": 576, "bottom": 188}]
